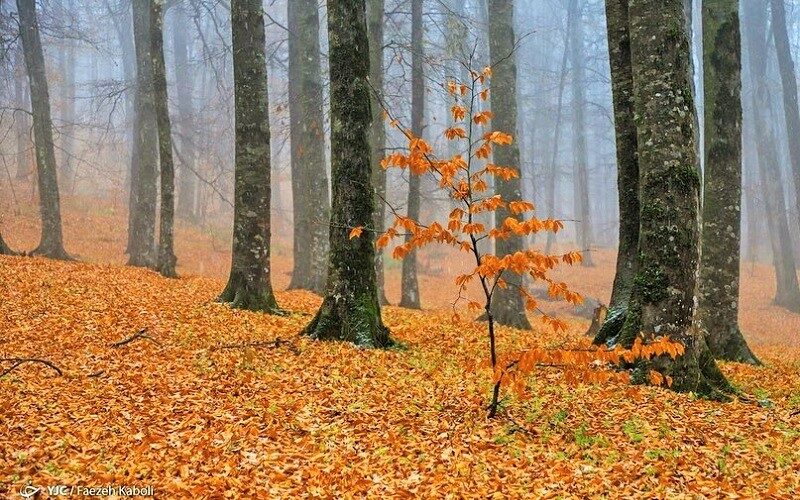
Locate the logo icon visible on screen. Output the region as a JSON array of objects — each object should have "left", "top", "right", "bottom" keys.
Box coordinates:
[{"left": 19, "top": 484, "right": 41, "bottom": 498}]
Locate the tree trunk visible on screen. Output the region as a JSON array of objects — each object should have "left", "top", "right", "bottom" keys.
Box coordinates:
[
  {"left": 16, "top": 0, "right": 70, "bottom": 260},
  {"left": 129, "top": 0, "right": 158, "bottom": 268},
  {"left": 367, "top": 0, "right": 389, "bottom": 305},
  {"left": 594, "top": 0, "right": 640, "bottom": 345},
  {"left": 770, "top": 0, "right": 800, "bottom": 236},
  {"left": 0, "top": 233, "right": 16, "bottom": 256},
  {"left": 218, "top": 0, "right": 280, "bottom": 312},
  {"left": 287, "top": 0, "right": 331, "bottom": 294},
  {"left": 303, "top": 0, "right": 392, "bottom": 347},
  {"left": 618, "top": 0, "right": 730, "bottom": 397},
  {"left": 399, "top": 0, "right": 424, "bottom": 309},
  {"left": 14, "top": 47, "right": 31, "bottom": 181},
  {"left": 172, "top": 4, "right": 197, "bottom": 222},
  {"left": 484, "top": 0, "right": 531, "bottom": 329},
  {"left": 56, "top": 0, "right": 77, "bottom": 193},
  {"left": 742, "top": 0, "right": 800, "bottom": 313},
  {"left": 567, "top": 0, "right": 594, "bottom": 267},
  {"left": 149, "top": 0, "right": 177, "bottom": 278},
  {"left": 697, "top": 0, "right": 759, "bottom": 364}
]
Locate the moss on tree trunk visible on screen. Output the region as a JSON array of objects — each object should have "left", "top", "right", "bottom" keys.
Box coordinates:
[
  {"left": 218, "top": 0, "right": 280, "bottom": 314},
  {"left": 303, "top": 0, "right": 392, "bottom": 348}
]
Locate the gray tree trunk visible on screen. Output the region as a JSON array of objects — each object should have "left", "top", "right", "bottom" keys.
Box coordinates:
[
  {"left": 367, "top": 0, "right": 389, "bottom": 305},
  {"left": 287, "top": 0, "right": 331, "bottom": 294},
  {"left": 150, "top": 0, "right": 177, "bottom": 278},
  {"left": 594, "top": 0, "right": 640, "bottom": 345},
  {"left": 56, "top": 0, "right": 77, "bottom": 193},
  {"left": 303, "top": 0, "right": 392, "bottom": 347},
  {"left": 697, "top": 0, "right": 759, "bottom": 364},
  {"left": 617, "top": 0, "right": 730, "bottom": 397},
  {"left": 16, "top": 0, "right": 70, "bottom": 259},
  {"left": 14, "top": 46, "right": 31, "bottom": 181},
  {"left": 399, "top": 0, "right": 424, "bottom": 309},
  {"left": 567, "top": 0, "right": 594, "bottom": 266},
  {"left": 129, "top": 0, "right": 159, "bottom": 267},
  {"left": 0, "top": 232, "right": 15, "bottom": 256},
  {"left": 218, "top": 0, "right": 280, "bottom": 312},
  {"left": 171, "top": 4, "right": 197, "bottom": 222}
]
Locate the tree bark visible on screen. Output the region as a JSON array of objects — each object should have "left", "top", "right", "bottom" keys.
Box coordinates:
[
  {"left": 697, "top": 0, "right": 759, "bottom": 364},
  {"left": 218, "top": 0, "right": 280, "bottom": 312},
  {"left": 483, "top": 0, "right": 531, "bottom": 329},
  {"left": 0, "top": 233, "right": 16, "bottom": 256},
  {"left": 567, "top": 0, "right": 594, "bottom": 267},
  {"left": 770, "top": 0, "right": 800, "bottom": 237},
  {"left": 594, "top": 0, "right": 640, "bottom": 345},
  {"left": 399, "top": 0, "right": 424, "bottom": 309},
  {"left": 172, "top": 4, "right": 197, "bottom": 222},
  {"left": 16, "top": 0, "right": 70, "bottom": 260},
  {"left": 14, "top": 46, "right": 31, "bottom": 181},
  {"left": 367, "top": 0, "right": 389, "bottom": 305},
  {"left": 303, "top": 0, "right": 392, "bottom": 347},
  {"left": 149, "top": 0, "right": 177, "bottom": 278},
  {"left": 742, "top": 0, "right": 800, "bottom": 313},
  {"left": 128, "top": 0, "right": 158, "bottom": 268},
  {"left": 617, "top": 0, "right": 730, "bottom": 397},
  {"left": 287, "top": 0, "right": 331, "bottom": 294},
  {"left": 56, "top": 0, "right": 77, "bottom": 193}
]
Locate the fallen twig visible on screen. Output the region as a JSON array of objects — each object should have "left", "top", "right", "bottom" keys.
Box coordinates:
[
  {"left": 0, "top": 358, "right": 63, "bottom": 378},
  {"left": 110, "top": 329, "right": 162, "bottom": 348},
  {"left": 211, "top": 337, "right": 300, "bottom": 355}
]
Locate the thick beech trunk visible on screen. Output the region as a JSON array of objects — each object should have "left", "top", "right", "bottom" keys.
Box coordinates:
[
  {"left": 698, "top": 0, "right": 759, "bottom": 364},
  {"left": 400, "top": 0, "right": 423, "bottom": 309},
  {"left": 150, "top": 0, "right": 177, "bottom": 278},
  {"left": 17, "top": 0, "right": 70, "bottom": 260},
  {"left": 218, "top": 0, "right": 280, "bottom": 312},
  {"left": 287, "top": 0, "right": 330, "bottom": 294},
  {"left": 303, "top": 0, "right": 392, "bottom": 347}
]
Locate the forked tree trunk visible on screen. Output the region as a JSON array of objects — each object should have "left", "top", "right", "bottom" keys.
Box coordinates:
[
  {"left": 616, "top": 0, "right": 730, "bottom": 397},
  {"left": 399, "top": 0, "right": 423, "bottom": 309},
  {"left": 567, "top": 0, "right": 594, "bottom": 267},
  {"left": 150, "top": 0, "right": 177, "bottom": 278},
  {"left": 287, "top": 0, "right": 330, "bottom": 294},
  {"left": 129, "top": 0, "right": 158, "bottom": 268},
  {"left": 593, "top": 0, "right": 640, "bottom": 345},
  {"left": 367, "top": 0, "right": 389, "bottom": 305},
  {"left": 303, "top": 0, "right": 392, "bottom": 347},
  {"left": 697, "top": 0, "right": 759, "bottom": 364},
  {"left": 16, "top": 0, "right": 70, "bottom": 260},
  {"left": 218, "top": 0, "right": 280, "bottom": 312},
  {"left": 485, "top": 0, "right": 531, "bottom": 329}
]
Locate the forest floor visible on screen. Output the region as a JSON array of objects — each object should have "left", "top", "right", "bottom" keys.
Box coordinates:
[{"left": 1, "top": 194, "right": 800, "bottom": 497}]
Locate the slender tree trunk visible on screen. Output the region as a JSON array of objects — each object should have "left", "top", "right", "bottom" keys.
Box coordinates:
[
  {"left": 129, "top": 0, "right": 158, "bottom": 267},
  {"left": 287, "top": 0, "right": 331, "bottom": 294},
  {"left": 594, "top": 0, "right": 640, "bottom": 345},
  {"left": 742, "top": 1, "right": 800, "bottom": 313},
  {"left": 618, "top": 0, "right": 730, "bottom": 397},
  {"left": 400, "top": 0, "right": 424, "bottom": 309},
  {"left": 56, "top": 0, "right": 77, "bottom": 192},
  {"left": 303, "top": 0, "right": 392, "bottom": 347},
  {"left": 14, "top": 47, "right": 31, "bottom": 181},
  {"left": 16, "top": 0, "right": 70, "bottom": 260},
  {"left": 567, "top": 0, "right": 594, "bottom": 266},
  {"left": 149, "top": 0, "right": 177, "bottom": 278},
  {"left": 697, "top": 0, "right": 759, "bottom": 364},
  {"left": 218, "top": 0, "right": 280, "bottom": 312},
  {"left": 483, "top": 0, "right": 531, "bottom": 329},
  {"left": 367, "top": 0, "right": 389, "bottom": 305},
  {"left": 172, "top": 4, "right": 197, "bottom": 222},
  {"left": 0, "top": 232, "right": 16, "bottom": 256},
  {"left": 770, "top": 0, "right": 800, "bottom": 234}
]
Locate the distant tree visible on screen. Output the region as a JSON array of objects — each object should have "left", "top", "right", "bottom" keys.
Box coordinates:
[
  {"left": 367, "top": 0, "right": 390, "bottom": 305},
  {"left": 129, "top": 0, "right": 159, "bottom": 268},
  {"left": 16, "top": 0, "right": 70, "bottom": 260},
  {"left": 698, "top": 0, "right": 759, "bottom": 364},
  {"left": 149, "top": 0, "right": 177, "bottom": 278},
  {"left": 13, "top": 46, "right": 31, "bottom": 181},
  {"left": 218, "top": 0, "right": 280, "bottom": 312},
  {"left": 593, "top": 0, "right": 640, "bottom": 346},
  {"left": 485, "top": 0, "right": 531, "bottom": 329},
  {"left": 287, "top": 0, "right": 330, "bottom": 294},
  {"left": 609, "top": 0, "right": 730, "bottom": 396},
  {"left": 302, "top": 0, "right": 392, "bottom": 347},
  {"left": 399, "top": 0, "right": 424, "bottom": 309},
  {"left": 0, "top": 233, "right": 15, "bottom": 256}
]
